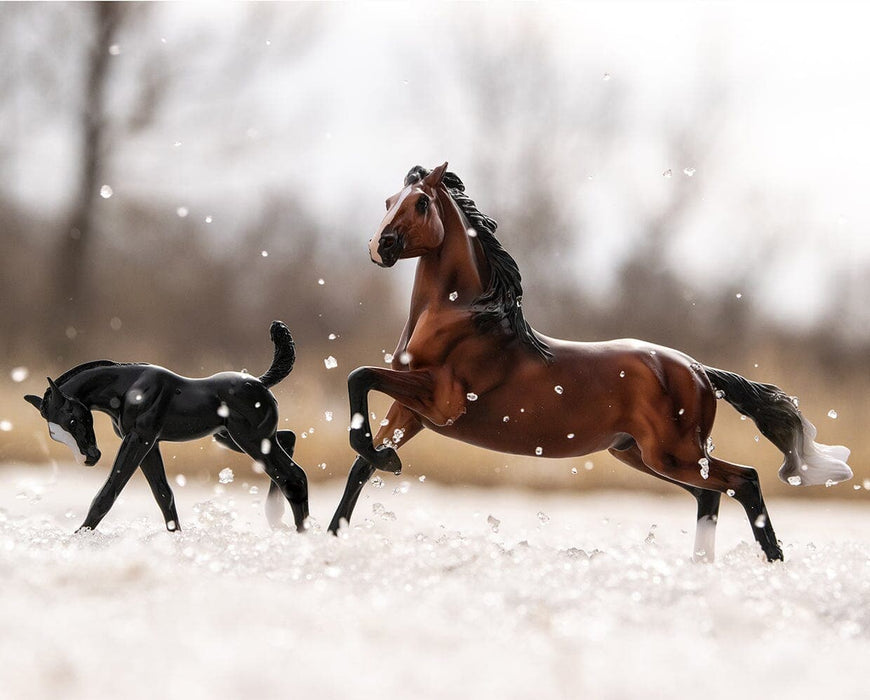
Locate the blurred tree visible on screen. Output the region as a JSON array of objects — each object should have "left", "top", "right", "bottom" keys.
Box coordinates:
[{"left": 53, "top": 3, "right": 123, "bottom": 355}]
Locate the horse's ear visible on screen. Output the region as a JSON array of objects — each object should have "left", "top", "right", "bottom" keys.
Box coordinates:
[
  {"left": 47, "top": 377, "right": 65, "bottom": 402},
  {"left": 24, "top": 394, "right": 43, "bottom": 411},
  {"left": 424, "top": 162, "right": 448, "bottom": 188}
]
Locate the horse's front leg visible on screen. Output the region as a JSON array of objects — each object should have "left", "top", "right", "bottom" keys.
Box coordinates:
[
  {"left": 347, "top": 366, "right": 465, "bottom": 472},
  {"left": 78, "top": 432, "right": 156, "bottom": 532},
  {"left": 329, "top": 402, "right": 423, "bottom": 534},
  {"left": 139, "top": 446, "right": 180, "bottom": 532}
]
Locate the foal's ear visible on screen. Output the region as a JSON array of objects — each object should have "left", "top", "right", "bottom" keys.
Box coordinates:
[
  {"left": 424, "top": 162, "right": 448, "bottom": 188},
  {"left": 24, "top": 394, "right": 43, "bottom": 411}
]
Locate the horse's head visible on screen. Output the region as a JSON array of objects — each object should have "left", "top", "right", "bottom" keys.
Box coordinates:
[
  {"left": 24, "top": 378, "right": 101, "bottom": 466},
  {"left": 369, "top": 162, "right": 449, "bottom": 267}
]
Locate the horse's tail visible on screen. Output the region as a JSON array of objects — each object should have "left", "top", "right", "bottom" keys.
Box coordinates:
[
  {"left": 702, "top": 366, "right": 852, "bottom": 487},
  {"left": 259, "top": 321, "right": 296, "bottom": 389}
]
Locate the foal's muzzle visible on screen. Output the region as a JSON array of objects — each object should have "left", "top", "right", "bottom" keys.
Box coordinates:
[
  {"left": 371, "top": 230, "right": 403, "bottom": 267},
  {"left": 84, "top": 447, "right": 101, "bottom": 466}
]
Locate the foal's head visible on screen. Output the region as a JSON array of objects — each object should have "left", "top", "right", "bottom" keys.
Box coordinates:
[
  {"left": 369, "top": 162, "right": 449, "bottom": 267},
  {"left": 25, "top": 378, "right": 101, "bottom": 466}
]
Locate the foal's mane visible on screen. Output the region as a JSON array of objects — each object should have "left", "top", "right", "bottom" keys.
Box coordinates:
[
  {"left": 55, "top": 360, "right": 141, "bottom": 385},
  {"left": 405, "top": 165, "right": 553, "bottom": 362}
]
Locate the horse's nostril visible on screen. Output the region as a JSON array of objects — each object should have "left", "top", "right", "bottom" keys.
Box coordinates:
[{"left": 381, "top": 233, "right": 398, "bottom": 250}]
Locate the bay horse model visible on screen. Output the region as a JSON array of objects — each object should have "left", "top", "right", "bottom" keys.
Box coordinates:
[
  {"left": 328, "top": 163, "right": 852, "bottom": 561},
  {"left": 25, "top": 321, "right": 309, "bottom": 533}
]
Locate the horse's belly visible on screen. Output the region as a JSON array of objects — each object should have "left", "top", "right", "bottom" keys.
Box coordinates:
[{"left": 424, "top": 400, "right": 617, "bottom": 458}]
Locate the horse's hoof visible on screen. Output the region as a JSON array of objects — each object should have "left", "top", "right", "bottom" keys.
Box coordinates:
[{"left": 374, "top": 445, "right": 402, "bottom": 474}]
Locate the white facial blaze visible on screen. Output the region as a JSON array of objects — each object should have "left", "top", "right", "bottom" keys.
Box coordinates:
[
  {"left": 48, "top": 422, "right": 86, "bottom": 464},
  {"left": 370, "top": 185, "right": 414, "bottom": 262}
]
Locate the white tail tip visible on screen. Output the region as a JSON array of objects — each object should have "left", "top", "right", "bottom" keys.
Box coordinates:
[{"left": 779, "top": 416, "right": 853, "bottom": 486}]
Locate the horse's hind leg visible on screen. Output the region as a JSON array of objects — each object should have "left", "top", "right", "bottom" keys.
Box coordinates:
[
  {"left": 610, "top": 443, "right": 721, "bottom": 561},
  {"left": 216, "top": 429, "right": 295, "bottom": 528},
  {"left": 637, "top": 439, "right": 783, "bottom": 562},
  {"left": 230, "top": 432, "right": 309, "bottom": 532},
  {"left": 139, "top": 447, "right": 181, "bottom": 531}
]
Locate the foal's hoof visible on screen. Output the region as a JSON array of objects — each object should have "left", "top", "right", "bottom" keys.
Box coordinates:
[{"left": 374, "top": 445, "right": 402, "bottom": 474}]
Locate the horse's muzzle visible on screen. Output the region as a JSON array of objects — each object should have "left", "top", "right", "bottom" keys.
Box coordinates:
[
  {"left": 84, "top": 447, "right": 101, "bottom": 466},
  {"left": 371, "top": 230, "right": 403, "bottom": 267}
]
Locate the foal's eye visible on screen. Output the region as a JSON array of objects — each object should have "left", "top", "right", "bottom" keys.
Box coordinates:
[
  {"left": 416, "top": 195, "right": 429, "bottom": 214},
  {"left": 385, "top": 199, "right": 391, "bottom": 211},
  {"left": 69, "top": 419, "right": 76, "bottom": 426}
]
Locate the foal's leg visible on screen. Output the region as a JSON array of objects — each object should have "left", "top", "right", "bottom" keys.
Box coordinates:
[
  {"left": 609, "top": 443, "right": 721, "bottom": 561},
  {"left": 139, "top": 446, "right": 181, "bottom": 531},
  {"left": 216, "top": 429, "right": 296, "bottom": 528},
  {"left": 329, "top": 402, "right": 423, "bottom": 534},
  {"left": 78, "top": 432, "right": 155, "bottom": 532},
  {"left": 230, "top": 432, "right": 309, "bottom": 532}
]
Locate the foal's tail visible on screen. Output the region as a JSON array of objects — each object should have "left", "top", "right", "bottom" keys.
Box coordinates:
[
  {"left": 259, "top": 321, "right": 296, "bottom": 388},
  {"left": 702, "top": 366, "right": 852, "bottom": 487}
]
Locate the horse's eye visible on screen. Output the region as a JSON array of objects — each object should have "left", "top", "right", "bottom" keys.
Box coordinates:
[
  {"left": 69, "top": 419, "right": 76, "bottom": 426},
  {"left": 385, "top": 199, "right": 390, "bottom": 211},
  {"left": 416, "top": 196, "right": 429, "bottom": 214}
]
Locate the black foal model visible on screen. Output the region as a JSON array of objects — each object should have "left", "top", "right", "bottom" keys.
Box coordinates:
[{"left": 25, "top": 321, "right": 309, "bottom": 532}]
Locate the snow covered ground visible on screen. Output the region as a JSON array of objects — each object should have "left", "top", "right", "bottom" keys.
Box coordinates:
[{"left": 1, "top": 463, "right": 868, "bottom": 700}]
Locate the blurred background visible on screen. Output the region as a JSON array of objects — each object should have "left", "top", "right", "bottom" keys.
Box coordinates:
[{"left": 1, "top": 2, "right": 867, "bottom": 500}]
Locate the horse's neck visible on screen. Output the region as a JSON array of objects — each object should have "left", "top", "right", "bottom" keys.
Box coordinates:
[
  {"left": 61, "top": 364, "right": 137, "bottom": 411},
  {"left": 409, "top": 192, "right": 486, "bottom": 320}
]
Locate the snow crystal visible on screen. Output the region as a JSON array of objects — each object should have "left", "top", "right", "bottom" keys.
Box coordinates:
[
  {"left": 109, "top": 317, "right": 122, "bottom": 331},
  {"left": 317, "top": 278, "right": 325, "bottom": 286},
  {"left": 535, "top": 446, "right": 543, "bottom": 456},
  {"left": 350, "top": 413, "right": 365, "bottom": 430},
  {"left": 328, "top": 333, "right": 337, "bottom": 340},
  {"left": 371, "top": 476, "right": 384, "bottom": 489},
  {"left": 698, "top": 457, "right": 710, "bottom": 480},
  {"left": 260, "top": 439, "right": 271, "bottom": 455},
  {"left": 99, "top": 185, "right": 113, "bottom": 199},
  {"left": 399, "top": 352, "right": 412, "bottom": 365},
  {"left": 467, "top": 227, "right": 477, "bottom": 238},
  {"left": 683, "top": 167, "right": 696, "bottom": 177},
  {"left": 217, "top": 403, "right": 230, "bottom": 418},
  {"left": 571, "top": 468, "right": 578, "bottom": 475},
  {"left": 827, "top": 409, "right": 838, "bottom": 419},
  {"left": 754, "top": 513, "right": 767, "bottom": 528},
  {"left": 619, "top": 370, "right": 625, "bottom": 378},
  {"left": 174, "top": 474, "right": 187, "bottom": 487},
  {"left": 788, "top": 476, "right": 802, "bottom": 486},
  {"left": 176, "top": 206, "right": 189, "bottom": 218},
  {"left": 449, "top": 291, "right": 459, "bottom": 301},
  {"left": 0, "top": 420, "right": 12, "bottom": 432},
  {"left": 662, "top": 169, "right": 673, "bottom": 178},
  {"left": 567, "top": 433, "right": 575, "bottom": 439},
  {"left": 554, "top": 385, "right": 564, "bottom": 395},
  {"left": 218, "top": 467, "right": 234, "bottom": 484},
  {"left": 108, "top": 44, "right": 121, "bottom": 56},
  {"left": 324, "top": 356, "right": 338, "bottom": 370},
  {"left": 466, "top": 392, "right": 478, "bottom": 402},
  {"left": 261, "top": 250, "right": 269, "bottom": 257},
  {"left": 503, "top": 416, "right": 510, "bottom": 422},
  {"left": 10, "top": 367, "right": 29, "bottom": 383},
  {"left": 384, "top": 353, "right": 394, "bottom": 363},
  {"left": 584, "top": 461, "right": 594, "bottom": 471},
  {"left": 324, "top": 411, "right": 334, "bottom": 422},
  {"left": 537, "top": 511, "right": 550, "bottom": 524},
  {"left": 486, "top": 514, "right": 500, "bottom": 532}
]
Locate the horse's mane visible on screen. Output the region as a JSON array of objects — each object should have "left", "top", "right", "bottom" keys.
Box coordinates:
[
  {"left": 405, "top": 165, "right": 553, "bottom": 362},
  {"left": 54, "top": 360, "right": 142, "bottom": 386}
]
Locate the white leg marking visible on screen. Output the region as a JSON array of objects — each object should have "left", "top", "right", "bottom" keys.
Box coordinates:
[{"left": 693, "top": 514, "right": 717, "bottom": 563}]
